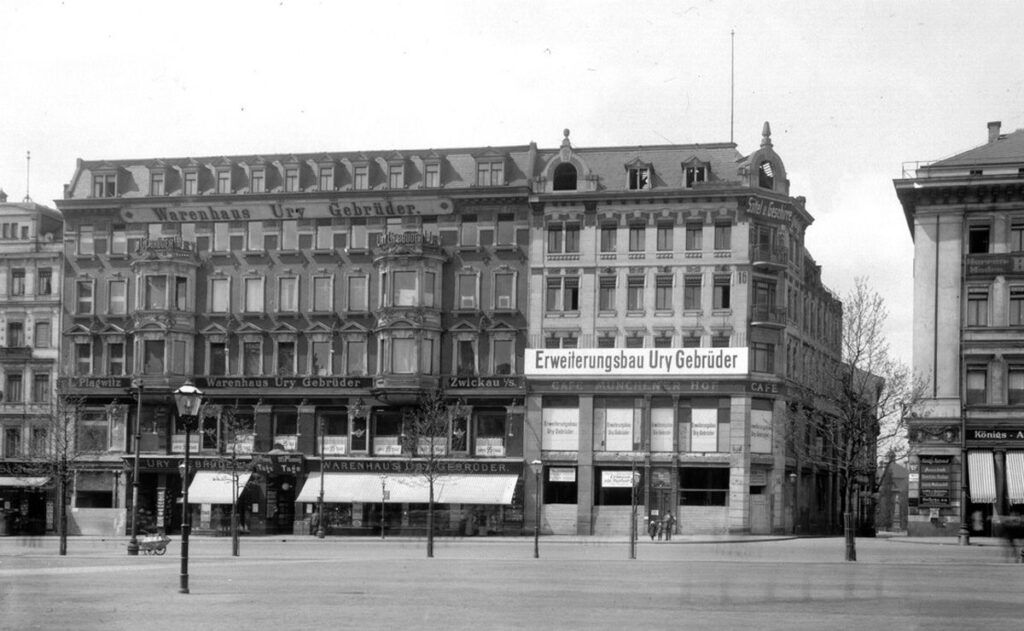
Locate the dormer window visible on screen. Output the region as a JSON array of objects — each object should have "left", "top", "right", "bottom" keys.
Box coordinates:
[
  {"left": 353, "top": 164, "right": 369, "bottom": 190},
  {"left": 424, "top": 161, "right": 441, "bottom": 188},
  {"left": 628, "top": 167, "right": 651, "bottom": 190},
  {"left": 477, "top": 160, "right": 504, "bottom": 186},
  {"left": 93, "top": 173, "right": 117, "bottom": 198},
  {"left": 758, "top": 161, "right": 774, "bottom": 189},
  {"left": 553, "top": 163, "right": 578, "bottom": 191},
  {"left": 150, "top": 171, "right": 165, "bottom": 196},
  {"left": 216, "top": 169, "right": 231, "bottom": 194},
  {"left": 318, "top": 163, "right": 334, "bottom": 191},
  {"left": 388, "top": 163, "right": 404, "bottom": 189},
  {"left": 284, "top": 165, "right": 300, "bottom": 192},
  {"left": 183, "top": 170, "right": 199, "bottom": 196},
  {"left": 685, "top": 166, "right": 707, "bottom": 188},
  {"left": 250, "top": 167, "right": 265, "bottom": 193}
]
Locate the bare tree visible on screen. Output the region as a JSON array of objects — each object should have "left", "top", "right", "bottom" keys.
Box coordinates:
[
  {"left": 787, "top": 277, "right": 924, "bottom": 561},
  {"left": 402, "top": 388, "right": 467, "bottom": 558}
]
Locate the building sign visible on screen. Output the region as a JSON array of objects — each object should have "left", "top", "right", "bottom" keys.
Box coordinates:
[
  {"left": 651, "top": 407, "right": 674, "bottom": 452},
  {"left": 917, "top": 454, "right": 953, "bottom": 507},
  {"left": 251, "top": 454, "right": 304, "bottom": 476},
  {"left": 316, "top": 459, "right": 521, "bottom": 475},
  {"left": 195, "top": 376, "right": 372, "bottom": 390},
  {"left": 690, "top": 408, "right": 719, "bottom": 452},
  {"left": 446, "top": 376, "right": 523, "bottom": 390},
  {"left": 549, "top": 467, "right": 576, "bottom": 483},
  {"left": 750, "top": 409, "right": 773, "bottom": 454},
  {"left": 58, "top": 376, "right": 132, "bottom": 390},
  {"left": 965, "top": 253, "right": 1024, "bottom": 276},
  {"left": 122, "top": 198, "right": 455, "bottom": 224},
  {"left": 542, "top": 406, "right": 579, "bottom": 451},
  {"left": 743, "top": 197, "right": 797, "bottom": 227},
  {"left": 966, "top": 428, "right": 1024, "bottom": 444},
  {"left": 537, "top": 379, "right": 784, "bottom": 396},
  {"left": 601, "top": 470, "right": 638, "bottom": 488},
  {"left": 525, "top": 348, "right": 747, "bottom": 377}
]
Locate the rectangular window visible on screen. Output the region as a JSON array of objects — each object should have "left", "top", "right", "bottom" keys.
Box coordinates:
[
  {"left": 493, "top": 339, "right": 514, "bottom": 375},
  {"left": 348, "top": 276, "right": 367, "bottom": 311},
  {"left": 346, "top": 339, "right": 366, "bottom": 375},
  {"left": 243, "top": 342, "right": 261, "bottom": 376},
  {"left": 457, "top": 340, "right": 476, "bottom": 375},
  {"left": 564, "top": 224, "right": 580, "bottom": 253},
  {"left": 625, "top": 336, "right": 643, "bottom": 349},
  {"left": 966, "top": 367, "right": 987, "bottom": 405},
  {"left": 282, "top": 220, "right": 298, "bottom": 250},
  {"left": 494, "top": 272, "right": 514, "bottom": 310},
  {"left": 318, "top": 165, "right": 334, "bottom": 191},
  {"left": 1012, "top": 287, "right": 1024, "bottom": 326},
  {"left": 210, "top": 342, "right": 227, "bottom": 376},
  {"left": 680, "top": 467, "right": 728, "bottom": 506},
  {"left": 714, "top": 223, "right": 732, "bottom": 250},
  {"left": 6, "top": 373, "right": 23, "bottom": 403},
  {"left": 107, "top": 342, "right": 125, "bottom": 375},
  {"left": 278, "top": 277, "right": 298, "bottom": 312},
  {"left": 598, "top": 336, "right": 616, "bottom": 348},
  {"left": 968, "top": 225, "right": 990, "bottom": 254},
  {"left": 311, "top": 341, "right": 331, "bottom": 376},
  {"left": 93, "top": 174, "right": 116, "bottom": 197},
  {"left": 460, "top": 215, "right": 477, "bottom": 247},
  {"left": 598, "top": 276, "right": 616, "bottom": 311},
  {"left": 547, "top": 225, "right": 563, "bottom": 253},
  {"left": 711, "top": 334, "right": 730, "bottom": 348},
  {"left": 458, "top": 274, "right": 477, "bottom": 309},
  {"left": 391, "top": 338, "right": 416, "bottom": 374},
  {"left": 245, "top": 278, "right": 264, "bottom": 312},
  {"left": 683, "top": 275, "right": 702, "bottom": 310},
  {"left": 628, "top": 168, "right": 650, "bottom": 190},
  {"left": 315, "top": 220, "right": 333, "bottom": 250},
  {"left": 655, "top": 275, "right": 673, "bottom": 310},
  {"left": 183, "top": 171, "right": 198, "bottom": 195},
  {"left": 1009, "top": 367, "right": 1024, "bottom": 405},
  {"left": 600, "top": 224, "right": 617, "bottom": 253},
  {"left": 475, "top": 412, "right": 506, "bottom": 457},
  {"left": 78, "top": 226, "right": 95, "bottom": 256},
  {"left": 4, "top": 427, "right": 21, "bottom": 458},
  {"left": 76, "top": 342, "right": 92, "bottom": 375},
  {"left": 388, "top": 164, "right": 403, "bottom": 189},
  {"left": 77, "top": 281, "right": 94, "bottom": 314},
  {"left": 424, "top": 271, "right": 436, "bottom": 308},
  {"left": 210, "top": 278, "right": 229, "bottom": 313},
  {"left": 496, "top": 214, "right": 514, "bottom": 246},
  {"left": 144, "top": 276, "right": 166, "bottom": 310},
  {"left": 626, "top": 276, "right": 644, "bottom": 311},
  {"left": 967, "top": 288, "right": 989, "bottom": 326},
  {"left": 151, "top": 172, "right": 165, "bottom": 196},
  {"left": 217, "top": 170, "right": 231, "bottom": 194},
  {"left": 713, "top": 276, "right": 731, "bottom": 309},
  {"left": 213, "top": 223, "right": 229, "bottom": 252},
  {"left": 7, "top": 322, "right": 24, "bottom": 347},
  {"left": 10, "top": 269, "right": 25, "bottom": 296},
  {"left": 656, "top": 224, "right": 673, "bottom": 251},
  {"left": 685, "top": 166, "right": 707, "bottom": 188},
  {"left": 628, "top": 224, "right": 645, "bottom": 252},
  {"left": 32, "top": 373, "right": 50, "bottom": 404},
  {"left": 685, "top": 223, "right": 703, "bottom": 251},
  {"left": 142, "top": 340, "right": 164, "bottom": 374},
  {"left": 285, "top": 167, "right": 300, "bottom": 192},
  {"left": 392, "top": 271, "right": 418, "bottom": 306},
  {"left": 424, "top": 163, "right": 440, "bottom": 188},
  {"left": 682, "top": 334, "right": 700, "bottom": 348},
  {"left": 250, "top": 169, "right": 265, "bottom": 193},
  {"left": 752, "top": 342, "right": 775, "bottom": 373},
  {"left": 37, "top": 269, "right": 53, "bottom": 295},
  {"left": 108, "top": 279, "right": 127, "bottom": 315},
  {"left": 175, "top": 277, "right": 188, "bottom": 311},
  {"left": 245, "top": 222, "right": 262, "bottom": 251},
  {"left": 34, "top": 321, "right": 50, "bottom": 349},
  {"left": 546, "top": 277, "right": 579, "bottom": 312},
  {"left": 353, "top": 165, "right": 369, "bottom": 190},
  {"left": 277, "top": 341, "right": 296, "bottom": 375},
  {"left": 477, "top": 161, "right": 504, "bottom": 186},
  {"left": 312, "top": 277, "right": 332, "bottom": 312},
  {"left": 654, "top": 335, "right": 672, "bottom": 348}
]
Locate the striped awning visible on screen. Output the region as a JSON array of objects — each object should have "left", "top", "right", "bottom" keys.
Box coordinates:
[
  {"left": 297, "top": 473, "right": 519, "bottom": 505},
  {"left": 1006, "top": 451, "right": 1024, "bottom": 505},
  {"left": 968, "top": 450, "right": 996, "bottom": 504}
]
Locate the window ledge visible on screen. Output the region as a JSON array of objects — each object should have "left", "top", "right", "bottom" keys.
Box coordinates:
[
  {"left": 713, "top": 250, "right": 732, "bottom": 258},
  {"left": 655, "top": 252, "right": 674, "bottom": 259},
  {"left": 712, "top": 309, "right": 733, "bottom": 316},
  {"left": 627, "top": 252, "right": 646, "bottom": 260},
  {"left": 682, "top": 310, "right": 703, "bottom": 316},
  {"left": 597, "top": 310, "right": 617, "bottom": 317},
  {"left": 599, "top": 253, "right": 617, "bottom": 260},
  {"left": 654, "top": 310, "right": 674, "bottom": 317},
  {"left": 626, "top": 310, "right": 646, "bottom": 317},
  {"left": 311, "top": 248, "right": 336, "bottom": 256}
]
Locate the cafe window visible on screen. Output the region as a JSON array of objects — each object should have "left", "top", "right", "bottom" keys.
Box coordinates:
[{"left": 679, "top": 467, "right": 729, "bottom": 506}]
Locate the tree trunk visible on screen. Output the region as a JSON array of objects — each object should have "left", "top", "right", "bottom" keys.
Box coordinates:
[
  {"left": 58, "top": 475, "right": 68, "bottom": 556},
  {"left": 844, "top": 483, "right": 856, "bottom": 562},
  {"left": 427, "top": 479, "right": 434, "bottom": 558}
]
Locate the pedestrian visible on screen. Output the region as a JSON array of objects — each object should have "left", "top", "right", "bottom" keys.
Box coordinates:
[
  {"left": 656, "top": 520, "right": 664, "bottom": 541},
  {"left": 663, "top": 513, "right": 675, "bottom": 541},
  {"left": 648, "top": 518, "right": 657, "bottom": 540}
]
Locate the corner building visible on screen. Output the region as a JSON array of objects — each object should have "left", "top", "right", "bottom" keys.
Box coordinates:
[
  {"left": 55, "top": 123, "right": 841, "bottom": 537},
  {"left": 895, "top": 121, "right": 1024, "bottom": 538}
]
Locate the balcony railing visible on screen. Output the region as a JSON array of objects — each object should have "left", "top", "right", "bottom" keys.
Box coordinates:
[
  {"left": 750, "top": 305, "right": 788, "bottom": 327},
  {"left": 750, "top": 244, "right": 789, "bottom": 267}
]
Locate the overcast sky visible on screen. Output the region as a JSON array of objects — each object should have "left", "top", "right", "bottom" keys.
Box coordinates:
[{"left": 3, "top": 0, "right": 1023, "bottom": 367}]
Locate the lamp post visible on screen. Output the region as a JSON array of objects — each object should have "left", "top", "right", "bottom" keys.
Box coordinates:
[
  {"left": 629, "top": 465, "right": 640, "bottom": 560},
  {"left": 173, "top": 381, "right": 203, "bottom": 595},
  {"left": 127, "top": 378, "right": 144, "bottom": 556},
  {"left": 530, "top": 460, "right": 542, "bottom": 559},
  {"left": 380, "top": 475, "right": 387, "bottom": 540},
  {"left": 317, "top": 413, "right": 326, "bottom": 539}
]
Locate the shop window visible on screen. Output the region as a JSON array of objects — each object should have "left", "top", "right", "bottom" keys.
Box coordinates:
[
  {"left": 541, "top": 396, "right": 580, "bottom": 451},
  {"left": 451, "top": 414, "right": 469, "bottom": 454},
  {"left": 475, "top": 411, "right": 506, "bottom": 456},
  {"left": 966, "top": 367, "right": 987, "bottom": 405},
  {"left": 679, "top": 467, "right": 729, "bottom": 506},
  {"left": 967, "top": 287, "right": 989, "bottom": 326},
  {"left": 595, "top": 398, "right": 640, "bottom": 452},
  {"left": 543, "top": 467, "right": 578, "bottom": 503},
  {"left": 373, "top": 410, "right": 404, "bottom": 456},
  {"left": 594, "top": 468, "right": 638, "bottom": 506},
  {"left": 317, "top": 410, "right": 349, "bottom": 455},
  {"left": 271, "top": 410, "right": 298, "bottom": 450},
  {"left": 678, "top": 398, "right": 730, "bottom": 453},
  {"left": 77, "top": 409, "right": 110, "bottom": 453},
  {"left": 968, "top": 225, "right": 990, "bottom": 254},
  {"left": 75, "top": 471, "right": 114, "bottom": 508}
]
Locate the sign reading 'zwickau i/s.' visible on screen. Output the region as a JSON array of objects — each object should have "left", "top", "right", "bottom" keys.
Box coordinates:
[{"left": 524, "top": 348, "right": 748, "bottom": 377}]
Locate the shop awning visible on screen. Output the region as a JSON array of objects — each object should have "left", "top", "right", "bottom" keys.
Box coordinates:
[
  {"left": 0, "top": 476, "right": 49, "bottom": 488},
  {"left": 297, "top": 473, "right": 519, "bottom": 505},
  {"left": 968, "top": 450, "right": 996, "bottom": 504},
  {"left": 186, "top": 471, "right": 252, "bottom": 504},
  {"left": 1006, "top": 451, "right": 1024, "bottom": 505}
]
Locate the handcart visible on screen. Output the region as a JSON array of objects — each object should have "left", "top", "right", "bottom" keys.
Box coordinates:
[{"left": 139, "top": 532, "right": 171, "bottom": 555}]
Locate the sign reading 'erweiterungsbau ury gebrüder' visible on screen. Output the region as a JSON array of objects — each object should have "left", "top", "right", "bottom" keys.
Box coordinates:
[{"left": 524, "top": 348, "right": 748, "bottom": 377}]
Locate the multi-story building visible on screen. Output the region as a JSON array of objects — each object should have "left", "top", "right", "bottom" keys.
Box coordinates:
[
  {"left": 895, "top": 121, "right": 1024, "bottom": 538},
  {"left": 0, "top": 191, "right": 63, "bottom": 535},
  {"left": 523, "top": 126, "right": 842, "bottom": 536},
  {"left": 54, "top": 123, "right": 842, "bottom": 537}
]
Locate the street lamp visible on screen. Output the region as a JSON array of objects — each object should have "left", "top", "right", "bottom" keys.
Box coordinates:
[
  {"left": 173, "top": 380, "right": 203, "bottom": 595},
  {"left": 380, "top": 475, "right": 387, "bottom": 540},
  {"left": 530, "top": 460, "right": 542, "bottom": 559},
  {"left": 127, "top": 378, "right": 144, "bottom": 556}
]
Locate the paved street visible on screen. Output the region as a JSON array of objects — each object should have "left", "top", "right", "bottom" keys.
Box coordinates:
[{"left": 1, "top": 535, "right": 1020, "bottom": 630}]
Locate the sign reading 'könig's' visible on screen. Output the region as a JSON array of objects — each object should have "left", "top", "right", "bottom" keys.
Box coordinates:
[{"left": 524, "top": 348, "right": 748, "bottom": 377}]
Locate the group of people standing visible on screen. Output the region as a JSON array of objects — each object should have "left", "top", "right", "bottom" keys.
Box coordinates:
[{"left": 648, "top": 513, "right": 676, "bottom": 541}]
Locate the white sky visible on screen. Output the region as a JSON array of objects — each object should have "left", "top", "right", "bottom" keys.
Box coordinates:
[{"left": 4, "top": 0, "right": 1024, "bottom": 368}]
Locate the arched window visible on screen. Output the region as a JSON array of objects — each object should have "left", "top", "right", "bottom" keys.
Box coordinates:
[
  {"left": 758, "top": 161, "right": 775, "bottom": 189},
  {"left": 553, "top": 163, "right": 578, "bottom": 191}
]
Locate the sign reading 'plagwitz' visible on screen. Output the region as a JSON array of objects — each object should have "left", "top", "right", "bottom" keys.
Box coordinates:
[{"left": 524, "top": 348, "right": 748, "bottom": 377}]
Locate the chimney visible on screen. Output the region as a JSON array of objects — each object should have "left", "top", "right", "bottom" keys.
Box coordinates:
[
  {"left": 988, "top": 121, "right": 1002, "bottom": 143},
  {"left": 0, "top": 189, "right": 7, "bottom": 203}
]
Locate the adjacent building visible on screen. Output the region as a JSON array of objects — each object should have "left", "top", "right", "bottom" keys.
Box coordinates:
[
  {"left": 0, "top": 191, "right": 63, "bottom": 535},
  {"left": 896, "top": 121, "right": 1024, "bottom": 538},
  {"left": 53, "top": 123, "right": 843, "bottom": 537}
]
